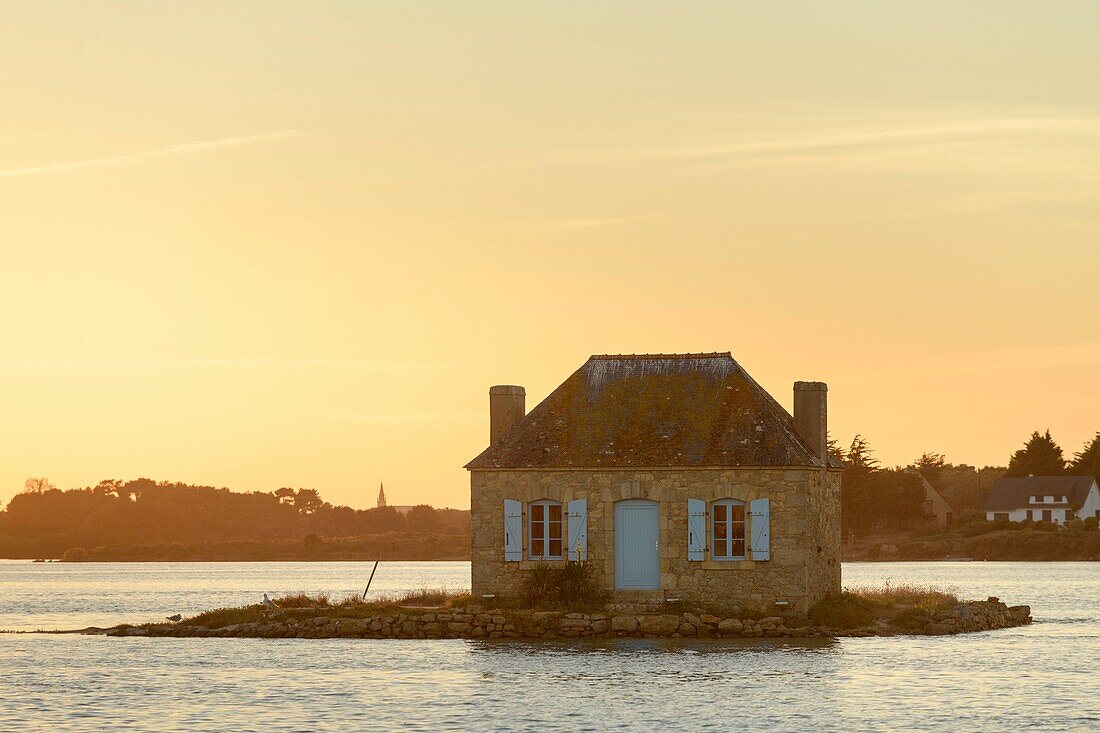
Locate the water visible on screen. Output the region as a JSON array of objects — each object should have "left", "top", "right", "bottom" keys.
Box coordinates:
[{"left": 1, "top": 561, "right": 1097, "bottom": 732}]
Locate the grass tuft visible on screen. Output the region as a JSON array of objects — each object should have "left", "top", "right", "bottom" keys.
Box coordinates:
[{"left": 847, "top": 582, "right": 961, "bottom": 611}]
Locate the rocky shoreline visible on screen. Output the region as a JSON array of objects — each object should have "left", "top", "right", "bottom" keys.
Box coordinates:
[{"left": 91, "top": 598, "right": 1031, "bottom": 640}]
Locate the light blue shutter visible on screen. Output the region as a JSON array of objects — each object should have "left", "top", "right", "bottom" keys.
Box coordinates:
[
  {"left": 504, "top": 499, "right": 522, "bottom": 562},
  {"left": 567, "top": 499, "right": 588, "bottom": 561},
  {"left": 687, "top": 498, "right": 706, "bottom": 561},
  {"left": 749, "top": 498, "right": 771, "bottom": 561}
]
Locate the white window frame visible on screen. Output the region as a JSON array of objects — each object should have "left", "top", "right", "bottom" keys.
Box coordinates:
[
  {"left": 528, "top": 500, "right": 564, "bottom": 560},
  {"left": 711, "top": 499, "right": 747, "bottom": 561}
]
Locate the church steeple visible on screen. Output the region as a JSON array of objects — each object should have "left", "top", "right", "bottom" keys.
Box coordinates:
[{"left": 377, "top": 482, "right": 386, "bottom": 508}]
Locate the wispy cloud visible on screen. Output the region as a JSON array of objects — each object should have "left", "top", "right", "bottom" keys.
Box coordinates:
[
  {"left": 0, "top": 129, "right": 305, "bottom": 178},
  {"left": 0, "top": 357, "right": 436, "bottom": 372},
  {"left": 523, "top": 117, "right": 1100, "bottom": 168},
  {"left": 545, "top": 214, "right": 657, "bottom": 231}
]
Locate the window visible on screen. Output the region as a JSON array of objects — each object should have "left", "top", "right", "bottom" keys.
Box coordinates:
[
  {"left": 528, "top": 500, "right": 563, "bottom": 560},
  {"left": 711, "top": 499, "right": 746, "bottom": 560},
  {"left": 1042, "top": 509, "right": 1052, "bottom": 523},
  {"left": 993, "top": 513, "right": 1009, "bottom": 522}
]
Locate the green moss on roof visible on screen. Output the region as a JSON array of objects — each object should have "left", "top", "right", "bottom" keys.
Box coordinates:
[{"left": 466, "top": 353, "right": 840, "bottom": 470}]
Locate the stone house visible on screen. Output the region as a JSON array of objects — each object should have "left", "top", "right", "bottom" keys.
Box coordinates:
[
  {"left": 911, "top": 471, "right": 956, "bottom": 529},
  {"left": 984, "top": 476, "right": 1100, "bottom": 525},
  {"left": 465, "top": 352, "right": 843, "bottom": 614}
]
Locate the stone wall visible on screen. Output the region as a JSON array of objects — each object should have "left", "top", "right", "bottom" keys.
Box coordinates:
[
  {"left": 806, "top": 469, "right": 843, "bottom": 610},
  {"left": 107, "top": 599, "right": 1032, "bottom": 640},
  {"left": 471, "top": 467, "right": 842, "bottom": 614}
]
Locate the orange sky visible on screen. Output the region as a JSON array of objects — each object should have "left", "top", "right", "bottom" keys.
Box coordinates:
[{"left": 2, "top": 3, "right": 1098, "bottom": 510}]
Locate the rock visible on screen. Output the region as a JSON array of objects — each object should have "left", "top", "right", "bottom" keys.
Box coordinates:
[
  {"left": 717, "top": 618, "right": 743, "bottom": 634},
  {"left": 611, "top": 615, "right": 639, "bottom": 633},
  {"left": 531, "top": 611, "right": 561, "bottom": 624},
  {"left": 402, "top": 621, "right": 418, "bottom": 636},
  {"left": 591, "top": 619, "right": 610, "bottom": 634},
  {"left": 1009, "top": 605, "right": 1032, "bottom": 623},
  {"left": 700, "top": 614, "right": 721, "bottom": 626},
  {"left": 677, "top": 623, "right": 697, "bottom": 636},
  {"left": 639, "top": 615, "right": 681, "bottom": 636},
  {"left": 683, "top": 613, "right": 704, "bottom": 628}
]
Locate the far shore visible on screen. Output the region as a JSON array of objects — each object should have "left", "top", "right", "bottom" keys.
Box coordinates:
[{"left": 6, "top": 521, "right": 1100, "bottom": 563}]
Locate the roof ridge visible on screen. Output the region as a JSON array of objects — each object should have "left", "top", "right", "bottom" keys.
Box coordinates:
[{"left": 588, "top": 352, "right": 732, "bottom": 360}]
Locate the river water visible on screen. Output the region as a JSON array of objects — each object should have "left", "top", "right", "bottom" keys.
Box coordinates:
[{"left": 1, "top": 561, "right": 1097, "bottom": 732}]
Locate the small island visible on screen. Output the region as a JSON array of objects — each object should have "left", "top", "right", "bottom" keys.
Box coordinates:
[{"left": 89, "top": 582, "right": 1031, "bottom": 641}]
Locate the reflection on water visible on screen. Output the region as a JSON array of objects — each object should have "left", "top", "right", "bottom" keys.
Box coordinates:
[{"left": 1, "top": 562, "right": 1098, "bottom": 732}]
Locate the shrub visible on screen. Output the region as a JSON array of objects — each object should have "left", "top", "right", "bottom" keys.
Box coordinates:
[
  {"left": 1085, "top": 516, "right": 1099, "bottom": 531},
  {"left": 891, "top": 607, "right": 933, "bottom": 630},
  {"left": 520, "top": 561, "right": 607, "bottom": 611},
  {"left": 957, "top": 510, "right": 986, "bottom": 524},
  {"left": 958, "top": 521, "right": 994, "bottom": 537},
  {"left": 1035, "top": 521, "right": 1055, "bottom": 532},
  {"left": 808, "top": 592, "right": 874, "bottom": 628},
  {"left": 275, "top": 592, "right": 331, "bottom": 608}
]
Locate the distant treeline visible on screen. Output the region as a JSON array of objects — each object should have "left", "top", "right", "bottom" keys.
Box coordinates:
[
  {"left": 55, "top": 532, "right": 471, "bottom": 562},
  {"left": 0, "top": 478, "right": 469, "bottom": 559},
  {"left": 835, "top": 429, "right": 1100, "bottom": 539}
]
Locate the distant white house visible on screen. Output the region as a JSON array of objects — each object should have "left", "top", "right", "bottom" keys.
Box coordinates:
[{"left": 984, "top": 476, "right": 1100, "bottom": 525}]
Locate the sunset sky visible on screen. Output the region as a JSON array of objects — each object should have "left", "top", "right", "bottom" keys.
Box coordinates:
[{"left": 2, "top": 2, "right": 1098, "bottom": 510}]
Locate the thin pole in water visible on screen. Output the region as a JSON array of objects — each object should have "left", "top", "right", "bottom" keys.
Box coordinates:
[{"left": 362, "top": 560, "right": 380, "bottom": 600}]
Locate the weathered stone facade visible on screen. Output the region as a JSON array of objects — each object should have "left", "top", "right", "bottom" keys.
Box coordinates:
[
  {"left": 471, "top": 466, "right": 841, "bottom": 614},
  {"left": 466, "top": 353, "right": 845, "bottom": 616}
]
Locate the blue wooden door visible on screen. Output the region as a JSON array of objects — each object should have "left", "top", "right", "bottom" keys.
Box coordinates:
[{"left": 614, "top": 499, "right": 660, "bottom": 589}]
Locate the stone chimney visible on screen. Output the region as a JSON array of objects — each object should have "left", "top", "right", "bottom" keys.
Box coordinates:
[
  {"left": 793, "top": 381, "right": 828, "bottom": 461},
  {"left": 489, "top": 385, "right": 525, "bottom": 444}
]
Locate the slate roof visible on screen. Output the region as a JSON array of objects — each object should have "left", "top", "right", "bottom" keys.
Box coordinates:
[
  {"left": 466, "top": 352, "right": 842, "bottom": 470},
  {"left": 984, "top": 476, "right": 1098, "bottom": 512}
]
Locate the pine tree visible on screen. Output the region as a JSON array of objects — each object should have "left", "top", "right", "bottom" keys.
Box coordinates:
[
  {"left": 1070, "top": 432, "right": 1100, "bottom": 484},
  {"left": 1005, "top": 430, "right": 1066, "bottom": 477},
  {"left": 914, "top": 452, "right": 946, "bottom": 484}
]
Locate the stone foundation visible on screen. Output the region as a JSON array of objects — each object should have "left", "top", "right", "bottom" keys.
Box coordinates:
[{"left": 100, "top": 599, "right": 1030, "bottom": 640}]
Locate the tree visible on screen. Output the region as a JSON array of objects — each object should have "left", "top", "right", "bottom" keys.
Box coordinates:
[
  {"left": 22, "top": 477, "right": 56, "bottom": 494},
  {"left": 1070, "top": 432, "right": 1100, "bottom": 484},
  {"left": 841, "top": 435, "right": 879, "bottom": 538},
  {"left": 846, "top": 435, "right": 879, "bottom": 470},
  {"left": 1006, "top": 430, "right": 1066, "bottom": 477},
  {"left": 914, "top": 452, "right": 946, "bottom": 484}
]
